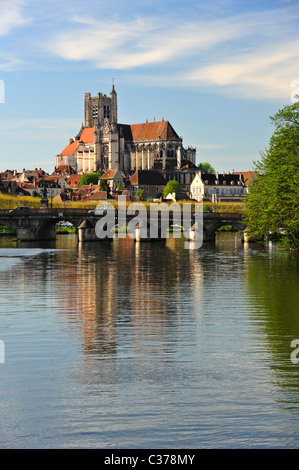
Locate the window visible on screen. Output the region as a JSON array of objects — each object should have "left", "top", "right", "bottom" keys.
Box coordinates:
[
  {"left": 92, "top": 106, "right": 98, "bottom": 118},
  {"left": 104, "top": 106, "right": 110, "bottom": 118}
]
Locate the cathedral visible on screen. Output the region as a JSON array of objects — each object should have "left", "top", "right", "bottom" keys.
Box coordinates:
[{"left": 55, "top": 85, "right": 196, "bottom": 174}]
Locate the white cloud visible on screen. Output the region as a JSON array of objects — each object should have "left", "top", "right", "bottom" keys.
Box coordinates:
[
  {"left": 45, "top": 7, "right": 298, "bottom": 65},
  {"left": 0, "top": 1, "right": 28, "bottom": 36},
  {"left": 36, "top": 4, "right": 299, "bottom": 102},
  {"left": 0, "top": 1, "right": 29, "bottom": 70},
  {"left": 45, "top": 10, "right": 280, "bottom": 69},
  {"left": 186, "top": 40, "right": 299, "bottom": 100},
  {"left": 0, "top": 54, "right": 23, "bottom": 71}
]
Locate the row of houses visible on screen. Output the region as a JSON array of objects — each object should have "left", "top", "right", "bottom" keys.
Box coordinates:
[
  {"left": 0, "top": 165, "right": 255, "bottom": 203},
  {"left": 0, "top": 167, "right": 71, "bottom": 198}
]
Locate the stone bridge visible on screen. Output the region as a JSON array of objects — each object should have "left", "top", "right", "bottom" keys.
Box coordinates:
[{"left": 0, "top": 208, "right": 247, "bottom": 242}]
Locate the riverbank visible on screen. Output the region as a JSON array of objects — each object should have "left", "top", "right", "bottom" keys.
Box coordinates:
[{"left": 0, "top": 193, "right": 245, "bottom": 213}]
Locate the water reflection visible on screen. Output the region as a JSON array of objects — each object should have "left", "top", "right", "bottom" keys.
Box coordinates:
[
  {"left": 245, "top": 247, "right": 299, "bottom": 400},
  {"left": 52, "top": 236, "right": 204, "bottom": 363},
  {"left": 1, "top": 232, "right": 299, "bottom": 448}
]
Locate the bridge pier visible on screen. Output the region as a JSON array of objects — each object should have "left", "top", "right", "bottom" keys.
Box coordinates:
[
  {"left": 202, "top": 224, "right": 217, "bottom": 242},
  {"left": 135, "top": 220, "right": 166, "bottom": 242},
  {"left": 78, "top": 219, "right": 98, "bottom": 242},
  {"left": 78, "top": 218, "right": 114, "bottom": 242},
  {"left": 16, "top": 223, "right": 56, "bottom": 242}
]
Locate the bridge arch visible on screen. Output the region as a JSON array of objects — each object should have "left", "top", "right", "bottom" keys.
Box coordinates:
[
  {"left": 0, "top": 208, "right": 246, "bottom": 243},
  {"left": 203, "top": 219, "right": 247, "bottom": 241}
]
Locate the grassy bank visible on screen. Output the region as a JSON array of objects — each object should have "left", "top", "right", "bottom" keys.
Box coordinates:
[
  {"left": 0, "top": 193, "right": 245, "bottom": 213},
  {"left": 56, "top": 225, "right": 76, "bottom": 234},
  {"left": 0, "top": 194, "right": 41, "bottom": 210},
  {"left": 0, "top": 225, "right": 15, "bottom": 235}
]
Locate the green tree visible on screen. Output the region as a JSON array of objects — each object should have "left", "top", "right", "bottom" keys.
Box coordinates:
[
  {"left": 135, "top": 189, "right": 144, "bottom": 201},
  {"left": 198, "top": 162, "right": 215, "bottom": 174},
  {"left": 117, "top": 182, "right": 124, "bottom": 191},
  {"left": 79, "top": 172, "right": 100, "bottom": 186},
  {"left": 245, "top": 101, "right": 299, "bottom": 248},
  {"left": 99, "top": 179, "right": 109, "bottom": 191},
  {"left": 203, "top": 204, "right": 213, "bottom": 213},
  {"left": 163, "top": 180, "right": 181, "bottom": 198}
]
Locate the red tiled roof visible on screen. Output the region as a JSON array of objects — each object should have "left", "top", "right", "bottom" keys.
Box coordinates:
[
  {"left": 66, "top": 174, "right": 81, "bottom": 188},
  {"left": 129, "top": 121, "right": 180, "bottom": 142},
  {"left": 53, "top": 165, "right": 75, "bottom": 174},
  {"left": 76, "top": 184, "right": 94, "bottom": 194},
  {"left": 59, "top": 127, "right": 95, "bottom": 156},
  {"left": 18, "top": 182, "right": 35, "bottom": 190},
  {"left": 60, "top": 140, "right": 79, "bottom": 156},
  {"left": 87, "top": 191, "right": 108, "bottom": 200},
  {"left": 44, "top": 175, "right": 62, "bottom": 181},
  {"left": 233, "top": 171, "right": 255, "bottom": 186},
  {"left": 80, "top": 127, "right": 95, "bottom": 143},
  {"left": 100, "top": 169, "right": 119, "bottom": 179}
]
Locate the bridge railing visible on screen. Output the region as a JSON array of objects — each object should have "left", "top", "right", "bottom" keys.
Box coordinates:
[{"left": 0, "top": 208, "right": 95, "bottom": 216}]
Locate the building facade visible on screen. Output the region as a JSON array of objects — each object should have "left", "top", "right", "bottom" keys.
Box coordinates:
[
  {"left": 190, "top": 172, "right": 247, "bottom": 202},
  {"left": 55, "top": 86, "right": 196, "bottom": 174}
]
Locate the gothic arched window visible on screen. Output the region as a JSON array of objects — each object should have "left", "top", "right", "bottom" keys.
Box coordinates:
[{"left": 104, "top": 106, "right": 110, "bottom": 119}]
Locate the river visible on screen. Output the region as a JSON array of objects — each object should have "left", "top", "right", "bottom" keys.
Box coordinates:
[{"left": 0, "top": 232, "right": 298, "bottom": 448}]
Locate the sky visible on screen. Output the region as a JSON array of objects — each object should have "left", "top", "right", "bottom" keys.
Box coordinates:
[{"left": 0, "top": 0, "right": 298, "bottom": 173}]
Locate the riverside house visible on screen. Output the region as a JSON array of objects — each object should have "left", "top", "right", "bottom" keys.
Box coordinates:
[{"left": 190, "top": 171, "right": 247, "bottom": 202}]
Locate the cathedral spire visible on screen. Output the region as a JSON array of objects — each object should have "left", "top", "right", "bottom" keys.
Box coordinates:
[{"left": 110, "top": 81, "right": 117, "bottom": 124}]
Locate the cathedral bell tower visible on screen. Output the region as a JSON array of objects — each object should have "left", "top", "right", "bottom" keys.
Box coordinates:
[{"left": 84, "top": 85, "right": 118, "bottom": 128}]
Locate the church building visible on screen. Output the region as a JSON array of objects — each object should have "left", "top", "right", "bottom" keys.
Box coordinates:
[{"left": 55, "top": 85, "right": 196, "bottom": 174}]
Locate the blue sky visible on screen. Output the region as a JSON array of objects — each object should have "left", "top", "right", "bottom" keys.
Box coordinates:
[{"left": 0, "top": 0, "right": 298, "bottom": 173}]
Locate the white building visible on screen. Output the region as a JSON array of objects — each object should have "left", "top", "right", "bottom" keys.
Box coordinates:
[{"left": 190, "top": 172, "right": 247, "bottom": 202}]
